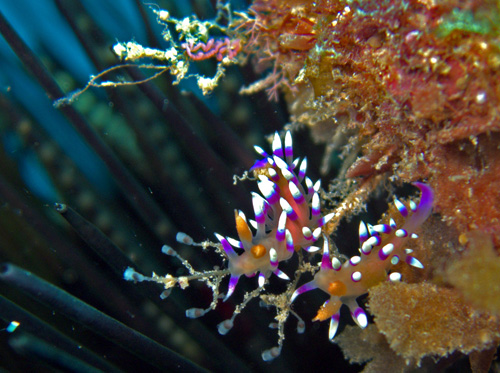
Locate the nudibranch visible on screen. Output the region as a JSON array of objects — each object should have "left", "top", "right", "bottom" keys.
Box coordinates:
[
  {"left": 291, "top": 182, "right": 434, "bottom": 340},
  {"left": 216, "top": 131, "right": 334, "bottom": 300}
]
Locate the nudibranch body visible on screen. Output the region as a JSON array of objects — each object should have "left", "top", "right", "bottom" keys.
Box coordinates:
[
  {"left": 216, "top": 131, "right": 334, "bottom": 299},
  {"left": 292, "top": 182, "right": 434, "bottom": 339}
]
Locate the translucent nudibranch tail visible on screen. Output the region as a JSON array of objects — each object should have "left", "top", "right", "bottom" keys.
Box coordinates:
[
  {"left": 291, "top": 182, "right": 434, "bottom": 340},
  {"left": 216, "top": 131, "right": 334, "bottom": 299}
]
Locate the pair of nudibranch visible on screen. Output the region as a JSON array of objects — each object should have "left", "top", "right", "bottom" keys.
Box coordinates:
[
  {"left": 214, "top": 131, "right": 433, "bottom": 339},
  {"left": 125, "top": 131, "right": 433, "bottom": 359}
]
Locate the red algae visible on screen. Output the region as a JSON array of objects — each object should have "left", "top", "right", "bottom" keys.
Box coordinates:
[
  {"left": 240, "top": 0, "right": 500, "bottom": 240},
  {"left": 426, "top": 134, "right": 500, "bottom": 246}
]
